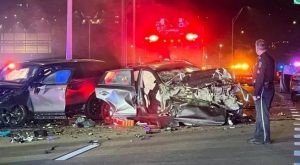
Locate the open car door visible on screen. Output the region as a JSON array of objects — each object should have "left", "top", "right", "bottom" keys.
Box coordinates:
[
  {"left": 95, "top": 69, "right": 137, "bottom": 119},
  {"left": 29, "top": 69, "right": 72, "bottom": 118}
]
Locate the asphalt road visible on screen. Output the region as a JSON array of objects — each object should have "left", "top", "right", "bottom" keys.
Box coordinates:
[
  {"left": 0, "top": 120, "right": 296, "bottom": 165},
  {"left": 0, "top": 88, "right": 299, "bottom": 165}
]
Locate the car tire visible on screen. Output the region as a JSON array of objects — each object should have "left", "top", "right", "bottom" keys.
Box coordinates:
[
  {"left": 85, "top": 93, "right": 102, "bottom": 120},
  {"left": 0, "top": 105, "right": 28, "bottom": 127}
]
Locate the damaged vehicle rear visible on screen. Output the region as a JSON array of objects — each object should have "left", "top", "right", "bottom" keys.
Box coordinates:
[{"left": 95, "top": 60, "right": 253, "bottom": 127}]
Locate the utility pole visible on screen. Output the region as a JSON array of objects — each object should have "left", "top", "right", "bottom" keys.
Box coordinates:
[{"left": 66, "top": 0, "right": 72, "bottom": 60}]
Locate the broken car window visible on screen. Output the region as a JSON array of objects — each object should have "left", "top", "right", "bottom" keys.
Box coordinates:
[
  {"left": 0, "top": 65, "right": 38, "bottom": 83},
  {"left": 103, "top": 70, "right": 131, "bottom": 86},
  {"left": 158, "top": 66, "right": 199, "bottom": 84}
]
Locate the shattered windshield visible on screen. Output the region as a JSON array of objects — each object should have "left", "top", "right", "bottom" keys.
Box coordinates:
[
  {"left": 0, "top": 65, "right": 38, "bottom": 83},
  {"left": 158, "top": 65, "right": 199, "bottom": 83}
]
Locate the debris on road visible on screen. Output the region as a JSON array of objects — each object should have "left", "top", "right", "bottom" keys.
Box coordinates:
[
  {"left": 112, "top": 117, "right": 135, "bottom": 127},
  {"left": 73, "top": 116, "right": 95, "bottom": 128},
  {"left": 0, "top": 130, "right": 11, "bottom": 137},
  {"left": 134, "top": 133, "right": 152, "bottom": 140},
  {"left": 47, "top": 136, "right": 58, "bottom": 142},
  {"left": 10, "top": 133, "right": 34, "bottom": 143},
  {"left": 277, "top": 112, "right": 286, "bottom": 116},
  {"left": 164, "top": 126, "right": 178, "bottom": 132},
  {"left": 45, "top": 145, "right": 58, "bottom": 154},
  {"left": 55, "top": 141, "right": 99, "bottom": 160},
  {"left": 34, "top": 130, "right": 48, "bottom": 138}
]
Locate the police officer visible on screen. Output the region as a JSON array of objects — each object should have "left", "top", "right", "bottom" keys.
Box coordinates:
[{"left": 248, "top": 39, "right": 275, "bottom": 145}]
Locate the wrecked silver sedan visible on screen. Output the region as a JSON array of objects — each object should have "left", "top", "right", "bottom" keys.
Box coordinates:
[{"left": 95, "top": 60, "right": 252, "bottom": 127}]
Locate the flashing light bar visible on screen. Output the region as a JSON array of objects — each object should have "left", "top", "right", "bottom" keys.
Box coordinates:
[{"left": 231, "top": 63, "right": 249, "bottom": 70}]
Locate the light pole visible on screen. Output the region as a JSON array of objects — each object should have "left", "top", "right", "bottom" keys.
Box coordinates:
[
  {"left": 81, "top": 11, "right": 103, "bottom": 59},
  {"left": 66, "top": 0, "right": 72, "bottom": 60},
  {"left": 232, "top": 6, "right": 249, "bottom": 63},
  {"left": 219, "top": 44, "right": 223, "bottom": 67}
]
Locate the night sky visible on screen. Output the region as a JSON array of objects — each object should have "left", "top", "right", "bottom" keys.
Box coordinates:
[{"left": 0, "top": 0, "right": 300, "bottom": 66}]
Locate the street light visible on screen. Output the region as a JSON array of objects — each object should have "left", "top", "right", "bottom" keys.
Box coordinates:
[
  {"left": 81, "top": 11, "right": 103, "bottom": 59},
  {"left": 232, "top": 6, "right": 250, "bottom": 63},
  {"left": 219, "top": 44, "right": 223, "bottom": 67}
]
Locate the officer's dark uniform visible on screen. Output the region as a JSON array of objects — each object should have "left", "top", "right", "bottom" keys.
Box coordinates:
[{"left": 253, "top": 51, "right": 275, "bottom": 144}]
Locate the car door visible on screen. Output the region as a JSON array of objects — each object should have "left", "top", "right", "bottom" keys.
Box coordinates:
[
  {"left": 136, "top": 69, "right": 162, "bottom": 114},
  {"left": 95, "top": 69, "right": 137, "bottom": 118},
  {"left": 29, "top": 69, "right": 72, "bottom": 113}
]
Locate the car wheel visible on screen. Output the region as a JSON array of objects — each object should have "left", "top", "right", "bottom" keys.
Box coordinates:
[
  {"left": 85, "top": 93, "right": 102, "bottom": 120},
  {"left": 100, "top": 101, "right": 113, "bottom": 124},
  {"left": 0, "top": 105, "right": 28, "bottom": 127}
]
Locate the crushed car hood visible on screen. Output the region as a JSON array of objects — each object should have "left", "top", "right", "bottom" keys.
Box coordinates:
[
  {"left": 0, "top": 82, "right": 25, "bottom": 102},
  {"left": 158, "top": 68, "right": 251, "bottom": 125},
  {"left": 0, "top": 82, "right": 24, "bottom": 89},
  {"left": 183, "top": 68, "right": 232, "bottom": 87}
]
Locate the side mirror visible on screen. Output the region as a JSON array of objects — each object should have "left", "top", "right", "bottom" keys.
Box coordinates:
[
  {"left": 34, "top": 87, "right": 40, "bottom": 94},
  {"left": 32, "top": 81, "right": 43, "bottom": 87}
]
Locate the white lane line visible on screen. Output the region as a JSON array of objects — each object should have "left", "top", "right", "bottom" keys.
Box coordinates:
[
  {"left": 294, "top": 123, "right": 300, "bottom": 125},
  {"left": 294, "top": 134, "right": 300, "bottom": 138},
  {"left": 291, "top": 108, "right": 298, "bottom": 111},
  {"left": 295, "top": 151, "right": 300, "bottom": 156},
  {"left": 293, "top": 115, "right": 300, "bottom": 117},
  {"left": 295, "top": 142, "right": 300, "bottom": 146},
  {"left": 295, "top": 128, "right": 300, "bottom": 131},
  {"left": 294, "top": 163, "right": 300, "bottom": 165},
  {"left": 292, "top": 111, "right": 299, "bottom": 114},
  {"left": 295, "top": 118, "right": 300, "bottom": 121},
  {"left": 55, "top": 143, "right": 99, "bottom": 160}
]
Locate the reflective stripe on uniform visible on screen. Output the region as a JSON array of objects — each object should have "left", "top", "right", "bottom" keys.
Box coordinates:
[{"left": 260, "top": 88, "right": 266, "bottom": 141}]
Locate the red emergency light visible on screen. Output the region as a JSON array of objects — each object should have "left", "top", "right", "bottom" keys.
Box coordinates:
[
  {"left": 185, "top": 33, "right": 198, "bottom": 41},
  {"left": 148, "top": 35, "right": 159, "bottom": 42},
  {"left": 7, "top": 63, "right": 16, "bottom": 69}
]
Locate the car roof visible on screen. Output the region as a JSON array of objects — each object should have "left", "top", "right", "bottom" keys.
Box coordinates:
[
  {"left": 20, "top": 59, "right": 104, "bottom": 66},
  {"left": 131, "top": 60, "right": 196, "bottom": 71}
]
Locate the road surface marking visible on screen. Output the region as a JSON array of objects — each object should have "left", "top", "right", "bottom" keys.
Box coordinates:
[
  {"left": 295, "top": 118, "right": 300, "bottom": 121},
  {"left": 291, "top": 108, "right": 298, "bottom": 111},
  {"left": 295, "top": 128, "right": 300, "bottom": 131},
  {"left": 292, "top": 111, "right": 300, "bottom": 114},
  {"left": 293, "top": 115, "right": 300, "bottom": 117},
  {"left": 294, "top": 134, "right": 300, "bottom": 138},
  {"left": 55, "top": 143, "right": 99, "bottom": 160},
  {"left": 295, "top": 142, "right": 300, "bottom": 146},
  {"left": 294, "top": 123, "right": 300, "bottom": 126},
  {"left": 294, "top": 151, "right": 300, "bottom": 156},
  {"left": 294, "top": 163, "right": 300, "bottom": 165}
]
